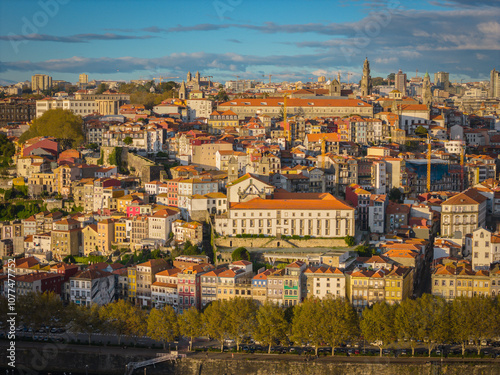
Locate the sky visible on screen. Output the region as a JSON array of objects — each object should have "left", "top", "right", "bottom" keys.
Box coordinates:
[{"left": 0, "top": 0, "right": 499, "bottom": 85}]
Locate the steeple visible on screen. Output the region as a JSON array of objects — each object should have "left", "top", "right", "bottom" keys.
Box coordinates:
[
  {"left": 360, "top": 58, "right": 372, "bottom": 96},
  {"left": 179, "top": 80, "right": 187, "bottom": 100},
  {"left": 422, "top": 71, "right": 432, "bottom": 107}
]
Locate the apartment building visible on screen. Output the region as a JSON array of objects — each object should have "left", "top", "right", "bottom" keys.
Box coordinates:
[
  {"left": 69, "top": 269, "right": 115, "bottom": 306},
  {"left": 151, "top": 267, "right": 181, "bottom": 309},
  {"left": 51, "top": 219, "right": 81, "bottom": 260},
  {"left": 431, "top": 261, "right": 492, "bottom": 300},
  {"left": 200, "top": 268, "right": 228, "bottom": 308},
  {"left": 470, "top": 228, "right": 500, "bottom": 270},
  {"left": 347, "top": 268, "right": 387, "bottom": 311},
  {"left": 441, "top": 188, "right": 487, "bottom": 238},
  {"left": 148, "top": 208, "right": 181, "bottom": 245},
  {"left": 135, "top": 259, "right": 169, "bottom": 307},
  {"left": 12, "top": 273, "right": 64, "bottom": 296},
  {"left": 304, "top": 265, "right": 346, "bottom": 299},
  {"left": 251, "top": 269, "right": 275, "bottom": 305}
]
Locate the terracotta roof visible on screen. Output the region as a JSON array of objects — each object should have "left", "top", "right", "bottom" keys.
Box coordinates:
[
  {"left": 72, "top": 269, "right": 112, "bottom": 280},
  {"left": 220, "top": 98, "right": 372, "bottom": 108},
  {"left": 230, "top": 195, "right": 353, "bottom": 211},
  {"left": 443, "top": 188, "right": 487, "bottom": 206}
]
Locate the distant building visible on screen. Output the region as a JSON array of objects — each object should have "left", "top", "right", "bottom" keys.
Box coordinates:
[
  {"left": 79, "top": 73, "right": 88, "bottom": 88},
  {"left": 394, "top": 70, "right": 407, "bottom": 94},
  {"left": 490, "top": 68, "right": 500, "bottom": 98},
  {"left": 31, "top": 74, "right": 52, "bottom": 92}
]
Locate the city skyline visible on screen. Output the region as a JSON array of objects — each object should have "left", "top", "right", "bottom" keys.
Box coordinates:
[{"left": 0, "top": 0, "right": 499, "bottom": 84}]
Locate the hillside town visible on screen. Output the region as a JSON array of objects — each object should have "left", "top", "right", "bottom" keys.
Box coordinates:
[{"left": 1, "top": 63, "right": 500, "bottom": 362}]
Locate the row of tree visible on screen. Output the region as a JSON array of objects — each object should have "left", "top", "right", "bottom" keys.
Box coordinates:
[{"left": 6, "top": 293, "right": 500, "bottom": 357}]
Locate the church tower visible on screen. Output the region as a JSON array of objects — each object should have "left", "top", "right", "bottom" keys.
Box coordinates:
[
  {"left": 227, "top": 156, "right": 239, "bottom": 184},
  {"left": 195, "top": 71, "right": 200, "bottom": 84},
  {"left": 360, "top": 58, "right": 372, "bottom": 97},
  {"left": 187, "top": 71, "right": 192, "bottom": 83},
  {"left": 422, "top": 71, "right": 432, "bottom": 107},
  {"left": 179, "top": 81, "right": 187, "bottom": 100},
  {"left": 329, "top": 78, "right": 341, "bottom": 96}
]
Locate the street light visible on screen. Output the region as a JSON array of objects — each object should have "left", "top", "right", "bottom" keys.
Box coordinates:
[{"left": 85, "top": 365, "right": 88, "bottom": 375}]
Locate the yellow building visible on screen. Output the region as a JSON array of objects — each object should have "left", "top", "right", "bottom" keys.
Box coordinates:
[
  {"left": 208, "top": 110, "right": 239, "bottom": 135},
  {"left": 432, "top": 261, "right": 492, "bottom": 300},
  {"left": 81, "top": 224, "right": 98, "bottom": 256},
  {"left": 127, "top": 266, "right": 137, "bottom": 303},
  {"left": 114, "top": 220, "right": 127, "bottom": 244},
  {"left": 97, "top": 219, "right": 115, "bottom": 255},
  {"left": 384, "top": 266, "right": 414, "bottom": 305},
  {"left": 347, "top": 269, "right": 387, "bottom": 311}
]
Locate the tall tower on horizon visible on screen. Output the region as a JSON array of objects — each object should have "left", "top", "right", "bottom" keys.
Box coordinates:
[
  {"left": 490, "top": 68, "right": 500, "bottom": 98},
  {"left": 395, "top": 69, "right": 407, "bottom": 94},
  {"left": 360, "top": 58, "right": 372, "bottom": 97},
  {"left": 422, "top": 71, "right": 432, "bottom": 107}
]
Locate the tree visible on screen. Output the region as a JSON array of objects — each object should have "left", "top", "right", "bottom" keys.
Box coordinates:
[
  {"left": 291, "top": 298, "right": 325, "bottom": 356},
  {"left": 96, "top": 83, "right": 108, "bottom": 94},
  {"left": 19, "top": 108, "right": 84, "bottom": 147},
  {"left": 0, "top": 133, "right": 15, "bottom": 160},
  {"left": 123, "top": 136, "right": 133, "bottom": 146},
  {"left": 231, "top": 247, "right": 250, "bottom": 261},
  {"left": 203, "top": 300, "right": 230, "bottom": 352},
  {"left": 226, "top": 298, "right": 258, "bottom": 351},
  {"left": 179, "top": 307, "right": 203, "bottom": 351},
  {"left": 388, "top": 187, "right": 402, "bottom": 203},
  {"left": 415, "top": 125, "right": 428, "bottom": 137},
  {"left": 322, "top": 298, "right": 359, "bottom": 356},
  {"left": 17, "top": 292, "right": 66, "bottom": 338},
  {"left": 394, "top": 299, "right": 420, "bottom": 356},
  {"left": 254, "top": 302, "right": 288, "bottom": 353},
  {"left": 387, "top": 73, "right": 395, "bottom": 84},
  {"left": 71, "top": 305, "right": 103, "bottom": 345},
  {"left": 463, "top": 296, "right": 495, "bottom": 355},
  {"left": 87, "top": 143, "right": 99, "bottom": 151},
  {"left": 147, "top": 306, "right": 179, "bottom": 350},
  {"left": 214, "top": 89, "right": 229, "bottom": 102},
  {"left": 99, "top": 299, "right": 142, "bottom": 345},
  {"left": 344, "top": 235, "right": 355, "bottom": 247},
  {"left": 450, "top": 297, "right": 476, "bottom": 356},
  {"left": 360, "top": 302, "right": 396, "bottom": 357},
  {"left": 416, "top": 294, "right": 450, "bottom": 357}
]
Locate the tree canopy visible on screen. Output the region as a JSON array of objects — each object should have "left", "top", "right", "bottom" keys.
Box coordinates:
[
  {"left": 19, "top": 108, "right": 84, "bottom": 147},
  {"left": 231, "top": 247, "right": 250, "bottom": 261}
]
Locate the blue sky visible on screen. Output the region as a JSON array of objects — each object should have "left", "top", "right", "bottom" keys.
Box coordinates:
[{"left": 0, "top": 0, "right": 499, "bottom": 84}]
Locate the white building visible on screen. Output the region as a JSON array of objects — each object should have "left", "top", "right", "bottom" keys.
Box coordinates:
[
  {"left": 368, "top": 194, "right": 388, "bottom": 234},
  {"left": 69, "top": 269, "right": 115, "bottom": 306},
  {"left": 444, "top": 140, "right": 464, "bottom": 154},
  {"left": 470, "top": 228, "right": 500, "bottom": 270},
  {"left": 177, "top": 179, "right": 218, "bottom": 218},
  {"left": 151, "top": 268, "right": 181, "bottom": 309},
  {"left": 304, "top": 266, "right": 346, "bottom": 299},
  {"left": 216, "top": 194, "right": 355, "bottom": 238},
  {"left": 148, "top": 208, "right": 181, "bottom": 245},
  {"left": 186, "top": 99, "right": 213, "bottom": 121}
]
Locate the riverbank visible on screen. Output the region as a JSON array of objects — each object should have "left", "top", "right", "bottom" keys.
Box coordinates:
[{"left": 2, "top": 342, "right": 499, "bottom": 375}]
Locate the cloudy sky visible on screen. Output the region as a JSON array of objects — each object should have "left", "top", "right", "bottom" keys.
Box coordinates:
[{"left": 0, "top": 0, "right": 498, "bottom": 85}]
